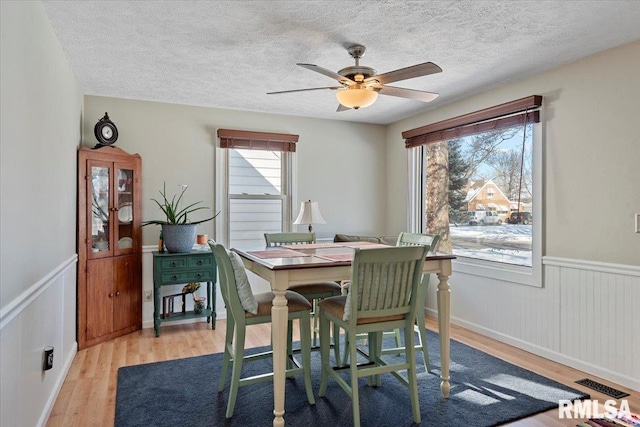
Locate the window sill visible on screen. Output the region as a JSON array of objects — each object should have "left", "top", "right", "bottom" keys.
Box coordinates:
[{"left": 452, "top": 256, "right": 542, "bottom": 287}]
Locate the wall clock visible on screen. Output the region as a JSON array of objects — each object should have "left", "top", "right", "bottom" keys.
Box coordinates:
[{"left": 93, "top": 112, "right": 118, "bottom": 148}]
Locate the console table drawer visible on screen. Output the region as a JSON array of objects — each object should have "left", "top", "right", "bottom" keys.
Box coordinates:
[
  {"left": 160, "top": 258, "right": 188, "bottom": 269},
  {"left": 188, "top": 255, "right": 213, "bottom": 268},
  {"left": 161, "top": 269, "right": 213, "bottom": 284}
]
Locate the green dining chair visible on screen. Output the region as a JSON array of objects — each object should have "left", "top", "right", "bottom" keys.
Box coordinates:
[
  {"left": 340, "top": 232, "right": 439, "bottom": 372},
  {"left": 385, "top": 231, "right": 440, "bottom": 372},
  {"left": 318, "top": 245, "right": 428, "bottom": 427},
  {"left": 210, "top": 241, "right": 315, "bottom": 418},
  {"left": 264, "top": 232, "right": 342, "bottom": 362}
]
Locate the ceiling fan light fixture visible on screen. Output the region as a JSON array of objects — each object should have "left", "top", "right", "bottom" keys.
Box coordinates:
[{"left": 336, "top": 87, "right": 378, "bottom": 110}]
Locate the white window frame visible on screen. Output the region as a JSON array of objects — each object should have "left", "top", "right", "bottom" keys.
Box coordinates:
[
  {"left": 216, "top": 147, "right": 295, "bottom": 247},
  {"left": 408, "top": 122, "right": 543, "bottom": 287}
]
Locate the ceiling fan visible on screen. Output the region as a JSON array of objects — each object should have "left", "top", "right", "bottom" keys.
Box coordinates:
[{"left": 267, "top": 44, "right": 442, "bottom": 111}]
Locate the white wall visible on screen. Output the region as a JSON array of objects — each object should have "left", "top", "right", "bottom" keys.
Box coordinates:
[
  {"left": 0, "top": 1, "right": 82, "bottom": 426},
  {"left": 386, "top": 40, "right": 640, "bottom": 390}
]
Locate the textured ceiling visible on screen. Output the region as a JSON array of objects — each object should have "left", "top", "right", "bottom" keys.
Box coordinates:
[{"left": 43, "top": 1, "right": 640, "bottom": 125}]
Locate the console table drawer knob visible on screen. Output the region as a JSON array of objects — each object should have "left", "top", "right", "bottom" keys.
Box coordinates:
[
  {"left": 196, "top": 273, "right": 202, "bottom": 278},
  {"left": 170, "top": 261, "right": 177, "bottom": 267},
  {"left": 116, "top": 291, "right": 121, "bottom": 296},
  {"left": 172, "top": 275, "right": 178, "bottom": 280},
  {"left": 108, "top": 293, "right": 114, "bottom": 298},
  {"left": 197, "top": 260, "right": 203, "bottom": 265}
]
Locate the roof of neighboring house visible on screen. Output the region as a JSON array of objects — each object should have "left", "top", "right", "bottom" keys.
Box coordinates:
[{"left": 465, "top": 179, "right": 511, "bottom": 205}]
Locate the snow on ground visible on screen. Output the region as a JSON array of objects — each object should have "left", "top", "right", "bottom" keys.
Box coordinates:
[
  {"left": 449, "top": 224, "right": 532, "bottom": 266},
  {"left": 450, "top": 224, "right": 532, "bottom": 242}
]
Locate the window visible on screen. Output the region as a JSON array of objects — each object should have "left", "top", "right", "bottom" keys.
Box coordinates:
[
  {"left": 404, "top": 96, "right": 543, "bottom": 287},
  {"left": 217, "top": 129, "right": 297, "bottom": 249}
]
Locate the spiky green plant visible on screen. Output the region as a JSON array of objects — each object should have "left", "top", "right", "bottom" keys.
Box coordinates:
[
  {"left": 182, "top": 282, "right": 201, "bottom": 294},
  {"left": 142, "top": 182, "right": 218, "bottom": 226}
]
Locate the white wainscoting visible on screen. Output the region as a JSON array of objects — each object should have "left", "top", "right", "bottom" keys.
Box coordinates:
[
  {"left": 425, "top": 256, "right": 640, "bottom": 391},
  {"left": 0, "top": 255, "right": 78, "bottom": 427}
]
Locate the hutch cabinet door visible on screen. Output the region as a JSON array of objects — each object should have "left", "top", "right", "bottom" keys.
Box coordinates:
[
  {"left": 86, "top": 258, "right": 114, "bottom": 341},
  {"left": 113, "top": 254, "right": 141, "bottom": 332}
]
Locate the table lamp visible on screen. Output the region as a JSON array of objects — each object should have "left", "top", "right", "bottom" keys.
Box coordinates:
[{"left": 293, "top": 200, "right": 326, "bottom": 232}]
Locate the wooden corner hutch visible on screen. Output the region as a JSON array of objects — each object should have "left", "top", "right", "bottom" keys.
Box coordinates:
[{"left": 77, "top": 146, "right": 142, "bottom": 349}]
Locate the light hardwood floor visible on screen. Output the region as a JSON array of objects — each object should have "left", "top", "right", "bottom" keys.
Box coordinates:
[{"left": 46, "top": 317, "right": 638, "bottom": 426}]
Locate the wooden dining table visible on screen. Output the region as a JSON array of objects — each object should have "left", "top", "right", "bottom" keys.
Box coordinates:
[{"left": 233, "top": 241, "right": 455, "bottom": 427}]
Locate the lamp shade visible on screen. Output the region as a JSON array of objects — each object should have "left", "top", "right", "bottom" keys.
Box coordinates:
[
  {"left": 293, "top": 200, "right": 326, "bottom": 230},
  {"left": 336, "top": 87, "right": 378, "bottom": 110}
]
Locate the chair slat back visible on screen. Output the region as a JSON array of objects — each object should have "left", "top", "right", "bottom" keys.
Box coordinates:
[
  {"left": 396, "top": 232, "right": 440, "bottom": 252},
  {"left": 349, "top": 246, "right": 428, "bottom": 321},
  {"left": 264, "top": 232, "right": 316, "bottom": 246},
  {"left": 209, "top": 242, "right": 246, "bottom": 323}
]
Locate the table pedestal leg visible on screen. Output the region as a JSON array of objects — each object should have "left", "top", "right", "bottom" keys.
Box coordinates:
[
  {"left": 271, "top": 289, "right": 288, "bottom": 427},
  {"left": 437, "top": 272, "right": 451, "bottom": 398}
]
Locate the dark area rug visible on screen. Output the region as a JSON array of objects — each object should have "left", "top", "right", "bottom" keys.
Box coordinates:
[{"left": 115, "top": 330, "right": 589, "bottom": 426}]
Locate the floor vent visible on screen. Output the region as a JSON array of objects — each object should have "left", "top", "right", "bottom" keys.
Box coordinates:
[{"left": 575, "top": 378, "right": 629, "bottom": 399}]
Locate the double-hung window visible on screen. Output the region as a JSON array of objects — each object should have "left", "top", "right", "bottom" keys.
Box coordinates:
[
  {"left": 404, "top": 96, "right": 544, "bottom": 287},
  {"left": 217, "top": 129, "right": 297, "bottom": 249}
]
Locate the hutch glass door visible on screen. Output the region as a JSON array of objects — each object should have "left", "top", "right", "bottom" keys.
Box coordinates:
[
  {"left": 115, "top": 164, "right": 134, "bottom": 254},
  {"left": 89, "top": 161, "right": 111, "bottom": 256}
]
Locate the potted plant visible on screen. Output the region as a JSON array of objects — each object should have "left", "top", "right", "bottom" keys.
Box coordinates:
[{"left": 143, "top": 183, "right": 218, "bottom": 253}]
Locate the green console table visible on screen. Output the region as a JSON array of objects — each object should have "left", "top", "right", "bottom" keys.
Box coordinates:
[{"left": 152, "top": 250, "right": 217, "bottom": 337}]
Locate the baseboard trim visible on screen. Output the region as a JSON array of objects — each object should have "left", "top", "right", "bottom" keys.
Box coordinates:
[
  {"left": 142, "top": 311, "right": 227, "bottom": 330},
  {"left": 0, "top": 254, "right": 78, "bottom": 329},
  {"left": 425, "top": 308, "right": 639, "bottom": 392},
  {"left": 39, "top": 341, "right": 78, "bottom": 427}
]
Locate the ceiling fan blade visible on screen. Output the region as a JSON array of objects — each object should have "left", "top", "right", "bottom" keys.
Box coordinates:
[
  {"left": 336, "top": 104, "right": 351, "bottom": 112},
  {"left": 365, "top": 62, "right": 442, "bottom": 85},
  {"left": 297, "top": 63, "right": 356, "bottom": 86},
  {"left": 267, "top": 86, "right": 342, "bottom": 95},
  {"left": 377, "top": 86, "right": 439, "bottom": 102}
]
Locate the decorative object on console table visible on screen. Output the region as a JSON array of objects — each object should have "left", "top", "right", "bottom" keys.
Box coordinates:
[
  {"left": 152, "top": 251, "right": 217, "bottom": 337},
  {"left": 77, "top": 146, "right": 142, "bottom": 350},
  {"left": 193, "top": 297, "right": 206, "bottom": 314},
  {"left": 293, "top": 200, "right": 326, "bottom": 232},
  {"left": 143, "top": 182, "right": 219, "bottom": 253},
  {"left": 162, "top": 293, "right": 186, "bottom": 318}
]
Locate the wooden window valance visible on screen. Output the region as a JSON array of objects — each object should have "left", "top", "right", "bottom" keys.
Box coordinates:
[
  {"left": 217, "top": 129, "right": 299, "bottom": 152},
  {"left": 402, "top": 95, "right": 542, "bottom": 149}
]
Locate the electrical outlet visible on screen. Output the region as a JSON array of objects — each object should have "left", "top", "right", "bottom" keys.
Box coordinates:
[
  {"left": 43, "top": 346, "right": 54, "bottom": 371},
  {"left": 143, "top": 290, "right": 152, "bottom": 302},
  {"left": 636, "top": 213, "right": 640, "bottom": 233}
]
